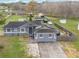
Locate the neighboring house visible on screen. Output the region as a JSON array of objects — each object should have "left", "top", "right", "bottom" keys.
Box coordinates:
[{"left": 4, "top": 17, "right": 60, "bottom": 42}]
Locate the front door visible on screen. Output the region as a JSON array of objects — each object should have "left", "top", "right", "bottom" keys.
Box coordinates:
[{"left": 29, "top": 27, "right": 32, "bottom": 36}]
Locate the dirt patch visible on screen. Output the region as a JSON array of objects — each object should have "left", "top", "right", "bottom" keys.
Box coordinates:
[
  {"left": 27, "top": 43, "right": 40, "bottom": 58},
  {"left": 60, "top": 42, "right": 79, "bottom": 58},
  {"left": 0, "top": 36, "right": 10, "bottom": 48},
  {"left": 0, "top": 31, "right": 4, "bottom": 36}
]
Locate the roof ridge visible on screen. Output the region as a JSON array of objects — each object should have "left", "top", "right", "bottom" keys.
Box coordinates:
[{"left": 4, "top": 21, "right": 27, "bottom": 28}]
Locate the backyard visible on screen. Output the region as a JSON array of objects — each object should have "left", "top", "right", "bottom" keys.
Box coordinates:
[
  {"left": 6, "top": 15, "right": 28, "bottom": 23},
  {"left": 0, "top": 15, "right": 28, "bottom": 31}
]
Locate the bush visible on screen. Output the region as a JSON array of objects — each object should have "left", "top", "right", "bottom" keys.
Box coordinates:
[
  {"left": 0, "top": 45, "right": 4, "bottom": 50},
  {"left": 0, "top": 19, "right": 6, "bottom": 25}
]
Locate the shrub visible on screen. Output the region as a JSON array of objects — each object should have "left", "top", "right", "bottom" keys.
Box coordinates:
[{"left": 0, "top": 45, "right": 4, "bottom": 50}]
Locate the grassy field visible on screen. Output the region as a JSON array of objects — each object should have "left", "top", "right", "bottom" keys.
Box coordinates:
[
  {"left": 0, "top": 36, "right": 30, "bottom": 58},
  {"left": 6, "top": 15, "right": 27, "bottom": 23},
  {"left": 52, "top": 18, "right": 79, "bottom": 49}
]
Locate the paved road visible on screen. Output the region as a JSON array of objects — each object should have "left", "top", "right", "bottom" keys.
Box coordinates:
[{"left": 38, "top": 42, "right": 67, "bottom": 58}]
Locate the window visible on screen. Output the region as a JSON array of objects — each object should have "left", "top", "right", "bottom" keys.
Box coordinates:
[
  {"left": 7, "top": 29, "right": 11, "bottom": 32},
  {"left": 21, "top": 28, "right": 25, "bottom": 32},
  {"left": 49, "top": 34, "right": 52, "bottom": 37},
  {"left": 39, "top": 34, "right": 43, "bottom": 38},
  {"left": 40, "top": 34, "right": 42, "bottom": 37},
  {"left": 13, "top": 28, "right": 17, "bottom": 32}
]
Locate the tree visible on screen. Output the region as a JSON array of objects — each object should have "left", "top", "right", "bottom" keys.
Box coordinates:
[
  {"left": 26, "top": 0, "right": 38, "bottom": 14},
  {"left": 0, "top": 12, "right": 7, "bottom": 25},
  {"left": 58, "top": 1, "right": 72, "bottom": 18}
]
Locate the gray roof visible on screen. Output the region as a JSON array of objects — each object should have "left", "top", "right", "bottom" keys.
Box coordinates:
[
  {"left": 28, "top": 22, "right": 38, "bottom": 27},
  {"left": 34, "top": 16, "right": 50, "bottom": 21},
  {"left": 32, "top": 20, "right": 43, "bottom": 25},
  {"left": 34, "top": 24, "right": 56, "bottom": 33},
  {"left": 4, "top": 17, "right": 54, "bottom": 29},
  {"left": 34, "top": 17, "right": 43, "bottom": 20},
  {"left": 35, "top": 29, "right": 55, "bottom": 33},
  {"left": 4, "top": 21, "right": 27, "bottom": 28},
  {"left": 4, "top": 20, "right": 41, "bottom": 28}
]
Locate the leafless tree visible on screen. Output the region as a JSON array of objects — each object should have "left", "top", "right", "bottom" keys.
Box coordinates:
[{"left": 26, "top": 0, "right": 38, "bottom": 14}]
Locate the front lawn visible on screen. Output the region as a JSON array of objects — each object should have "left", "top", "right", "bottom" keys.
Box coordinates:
[{"left": 0, "top": 36, "right": 29, "bottom": 58}]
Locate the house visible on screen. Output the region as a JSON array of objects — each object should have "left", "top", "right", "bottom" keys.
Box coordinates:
[
  {"left": 4, "top": 17, "right": 60, "bottom": 42},
  {"left": 4, "top": 21, "right": 29, "bottom": 36},
  {"left": 34, "top": 25, "right": 58, "bottom": 42}
]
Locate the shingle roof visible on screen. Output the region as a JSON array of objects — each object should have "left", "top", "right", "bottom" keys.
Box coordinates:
[
  {"left": 33, "top": 20, "right": 42, "bottom": 25},
  {"left": 34, "top": 17, "right": 43, "bottom": 20},
  {"left": 34, "top": 24, "right": 57, "bottom": 33},
  {"left": 4, "top": 20, "right": 42, "bottom": 29},
  {"left": 36, "top": 29, "right": 55, "bottom": 33},
  {"left": 4, "top": 21, "right": 27, "bottom": 28},
  {"left": 28, "top": 22, "right": 38, "bottom": 27}
]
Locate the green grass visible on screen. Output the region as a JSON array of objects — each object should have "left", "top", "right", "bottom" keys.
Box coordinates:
[
  {"left": 51, "top": 17, "right": 79, "bottom": 50},
  {"left": 7, "top": 15, "right": 25, "bottom": 22},
  {"left": 0, "top": 36, "right": 28, "bottom": 58},
  {"left": 0, "top": 15, "right": 27, "bottom": 31}
]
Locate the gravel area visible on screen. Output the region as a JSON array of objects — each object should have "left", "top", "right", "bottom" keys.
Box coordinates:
[
  {"left": 27, "top": 43, "right": 40, "bottom": 57},
  {"left": 0, "top": 31, "right": 4, "bottom": 36}
]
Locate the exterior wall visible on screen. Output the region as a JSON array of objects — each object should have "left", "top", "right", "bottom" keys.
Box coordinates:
[
  {"left": 4, "top": 26, "right": 29, "bottom": 36},
  {"left": 4, "top": 23, "right": 37, "bottom": 36},
  {"left": 4, "top": 33, "right": 27, "bottom": 36},
  {"left": 34, "top": 33, "right": 57, "bottom": 42}
]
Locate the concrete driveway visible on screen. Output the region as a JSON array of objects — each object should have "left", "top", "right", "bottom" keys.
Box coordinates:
[
  {"left": 38, "top": 42, "right": 67, "bottom": 58},
  {"left": 27, "top": 42, "right": 67, "bottom": 58}
]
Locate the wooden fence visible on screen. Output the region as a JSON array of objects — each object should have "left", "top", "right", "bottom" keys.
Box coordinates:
[{"left": 54, "top": 23, "right": 76, "bottom": 41}]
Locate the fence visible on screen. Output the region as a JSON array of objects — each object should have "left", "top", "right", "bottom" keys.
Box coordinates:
[{"left": 54, "top": 23, "right": 76, "bottom": 41}]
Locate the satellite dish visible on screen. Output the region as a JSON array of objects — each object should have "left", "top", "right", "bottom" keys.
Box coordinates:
[{"left": 48, "top": 21, "right": 53, "bottom": 24}]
